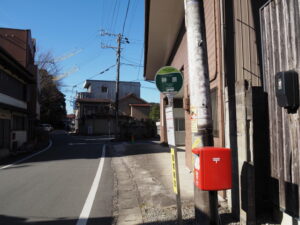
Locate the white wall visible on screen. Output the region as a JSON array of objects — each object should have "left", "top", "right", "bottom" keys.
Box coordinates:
[
  {"left": 88, "top": 81, "right": 140, "bottom": 101},
  {"left": 174, "top": 108, "right": 185, "bottom": 146},
  {"left": 0, "top": 93, "right": 27, "bottom": 109},
  {"left": 11, "top": 131, "right": 27, "bottom": 149}
]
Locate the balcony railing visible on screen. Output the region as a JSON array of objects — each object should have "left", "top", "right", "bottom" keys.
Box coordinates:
[{"left": 76, "top": 92, "right": 92, "bottom": 99}]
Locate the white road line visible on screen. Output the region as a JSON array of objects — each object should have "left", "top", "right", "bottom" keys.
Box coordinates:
[
  {"left": 68, "top": 143, "right": 86, "bottom": 146},
  {"left": 0, "top": 140, "right": 53, "bottom": 170},
  {"left": 76, "top": 144, "right": 106, "bottom": 225}
]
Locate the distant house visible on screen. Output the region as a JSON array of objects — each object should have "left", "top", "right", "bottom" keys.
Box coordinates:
[
  {"left": 74, "top": 80, "right": 151, "bottom": 135},
  {"left": 119, "top": 93, "right": 151, "bottom": 120},
  {"left": 83, "top": 80, "right": 140, "bottom": 101},
  {"left": 0, "top": 28, "right": 38, "bottom": 156},
  {"left": 65, "top": 114, "right": 75, "bottom": 131},
  {"left": 75, "top": 98, "right": 114, "bottom": 135}
]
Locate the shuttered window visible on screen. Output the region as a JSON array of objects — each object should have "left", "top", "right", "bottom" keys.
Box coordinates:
[{"left": 0, "top": 71, "right": 26, "bottom": 101}]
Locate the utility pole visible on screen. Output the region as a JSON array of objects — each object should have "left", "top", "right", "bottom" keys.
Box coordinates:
[
  {"left": 184, "top": 0, "right": 219, "bottom": 224},
  {"left": 101, "top": 31, "right": 129, "bottom": 138},
  {"left": 115, "top": 34, "right": 121, "bottom": 138}
]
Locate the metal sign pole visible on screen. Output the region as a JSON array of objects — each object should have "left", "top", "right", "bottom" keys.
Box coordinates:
[
  {"left": 166, "top": 94, "right": 182, "bottom": 225},
  {"left": 155, "top": 66, "right": 184, "bottom": 225},
  {"left": 171, "top": 146, "right": 183, "bottom": 225}
]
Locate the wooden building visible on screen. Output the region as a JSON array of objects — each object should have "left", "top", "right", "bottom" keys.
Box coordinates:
[
  {"left": 75, "top": 81, "right": 151, "bottom": 135},
  {"left": 75, "top": 98, "right": 115, "bottom": 135},
  {"left": 260, "top": 0, "right": 300, "bottom": 222},
  {"left": 119, "top": 93, "right": 151, "bottom": 121},
  {"left": 0, "top": 28, "right": 38, "bottom": 157},
  {"left": 144, "top": 0, "right": 300, "bottom": 224}
]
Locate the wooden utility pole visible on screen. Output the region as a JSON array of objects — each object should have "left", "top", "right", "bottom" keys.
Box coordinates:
[
  {"left": 184, "top": 0, "right": 219, "bottom": 224},
  {"left": 115, "top": 34, "right": 122, "bottom": 137},
  {"left": 101, "top": 31, "right": 129, "bottom": 138}
]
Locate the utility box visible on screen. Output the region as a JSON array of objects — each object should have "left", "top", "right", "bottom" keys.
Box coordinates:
[
  {"left": 192, "top": 147, "right": 232, "bottom": 191},
  {"left": 275, "top": 70, "right": 299, "bottom": 113}
]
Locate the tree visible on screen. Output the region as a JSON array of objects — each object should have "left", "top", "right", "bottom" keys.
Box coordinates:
[
  {"left": 36, "top": 51, "right": 66, "bottom": 128},
  {"left": 149, "top": 103, "right": 160, "bottom": 122}
]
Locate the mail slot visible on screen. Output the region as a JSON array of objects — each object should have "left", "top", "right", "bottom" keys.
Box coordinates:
[{"left": 192, "top": 147, "right": 232, "bottom": 191}]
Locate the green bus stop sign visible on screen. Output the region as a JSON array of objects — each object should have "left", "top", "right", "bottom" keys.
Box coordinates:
[{"left": 155, "top": 66, "right": 183, "bottom": 93}]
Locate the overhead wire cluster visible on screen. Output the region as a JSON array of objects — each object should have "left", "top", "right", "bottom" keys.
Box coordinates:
[{"left": 64, "top": 0, "right": 153, "bottom": 109}]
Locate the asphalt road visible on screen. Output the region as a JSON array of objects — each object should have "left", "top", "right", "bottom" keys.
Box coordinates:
[{"left": 0, "top": 131, "right": 114, "bottom": 225}]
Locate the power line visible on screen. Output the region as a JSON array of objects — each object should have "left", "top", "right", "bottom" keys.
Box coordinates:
[
  {"left": 109, "top": 0, "right": 118, "bottom": 32},
  {"left": 121, "top": 63, "right": 143, "bottom": 68},
  {"left": 137, "top": 44, "right": 144, "bottom": 80},
  {"left": 121, "top": 0, "right": 131, "bottom": 35},
  {"left": 126, "top": 0, "right": 139, "bottom": 36},
  {"left": 111, "top": 1, "right": 121, "bottom": 34},
  {"left": 72, "top": 64, "right": 116, "bottom": 87},
  {"left": 121, "top": 56, "right": 139, "bottom": 64}
]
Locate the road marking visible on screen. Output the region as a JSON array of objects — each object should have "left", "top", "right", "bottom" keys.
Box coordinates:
[
  {"left": 68, "top": 143, "right": 106, "bottom": 146},
  {"left": 68, "top": 143, "right": 86, "bottom": 146},
  {"left": 76, "top": 144, "right": 106, "bottom": 225},
  {"left": 83, "top": 138, "right": 115, "bottom": 141},
  {"left": 0, "top": 140, "right": 53, "bottom": 170}
]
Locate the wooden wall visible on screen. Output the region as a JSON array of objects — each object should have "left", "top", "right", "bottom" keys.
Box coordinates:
[
  {"left": 234, "top": 0, "right": 261, "bottom": 86},
  {"left": 204, "top": 0, "right": 224, "bottom": 149},
  {"left": 261, "top": 0, "right": 300, "bottom": 217}
]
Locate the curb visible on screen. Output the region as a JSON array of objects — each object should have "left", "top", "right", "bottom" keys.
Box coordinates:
[
  {"left": 111, "top": 143, "right": 143, "bottom": 225},
  {"left": 0, "top": 140, "right": 53, "bottom": 170}
]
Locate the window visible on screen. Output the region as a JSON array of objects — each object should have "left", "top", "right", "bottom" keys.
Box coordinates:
[
  {"left": 84, "top": 105, "right": 96, "bottom": 115},
  {"left": 101, "top": 86, "right": 108, "bottom": 93},
  {"left": 174, "top": 98, "right": 183, "bottom": 108},
  {"left": 211, "top": 88, "right": 219, "bottom": 137},
  {"left": 175, "top": 118, "right": 185, "bottom": 131},
  {"left": 0, "top": 71, "right": 26, "bottom": 101}
]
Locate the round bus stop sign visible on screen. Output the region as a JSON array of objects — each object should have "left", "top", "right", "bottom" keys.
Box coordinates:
[{"left": 155, "top": 66, "right": 183, "bottom": 93}]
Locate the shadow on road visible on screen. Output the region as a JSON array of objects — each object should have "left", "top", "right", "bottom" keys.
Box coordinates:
[
  {"left": 137, "top": 220, "right": 194, "bottom": 225},
  {"left": 0, "top": 215, "right": 114, "bottom": 225},
  {"left": 0, "top": 132, "right": 178, "bottom": 167},
  {"left": 0, "top": 214, "right": 196, "bottom": 225},
  {"left": 109, "top": 141, "right": 184, "bottom": 157}
]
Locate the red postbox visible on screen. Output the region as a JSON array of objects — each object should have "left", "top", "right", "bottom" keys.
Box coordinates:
[{"left": 192, "top": 147, "right": 232, "bottom": 191}]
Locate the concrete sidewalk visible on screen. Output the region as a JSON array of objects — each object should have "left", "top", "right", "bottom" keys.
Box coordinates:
[{"left": 110, "top": 140, "right": 195, "bottom": 225}]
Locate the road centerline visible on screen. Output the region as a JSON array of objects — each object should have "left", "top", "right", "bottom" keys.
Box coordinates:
[{"left": 76, "top": 144, "right": 106, "bottom": 225}]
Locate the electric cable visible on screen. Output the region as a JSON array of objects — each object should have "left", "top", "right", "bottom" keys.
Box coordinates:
[
  {"left": 121, "top": 0, "right": 131, "bottom": 36},
  {"left": 72, "top": 64, "right": 116, "bottom": 87}
]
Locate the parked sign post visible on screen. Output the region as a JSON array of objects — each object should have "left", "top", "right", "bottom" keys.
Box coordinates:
[{"left": 155, "top": 66, "right": 183, "bottom": 225}]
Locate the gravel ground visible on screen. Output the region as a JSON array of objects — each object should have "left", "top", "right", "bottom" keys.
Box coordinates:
[
  {"left": 112, "top": 168, "right": 239, "bottom": 225},
  {"left": 140, "top": 202, "right": 195, "bottom": 224},
  {"left": 111, "top": 142, "right": 240, "bottom": 225}
]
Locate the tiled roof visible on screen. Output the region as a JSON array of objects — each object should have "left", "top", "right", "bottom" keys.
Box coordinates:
[
  {"left": 76, "top": 98, "right": 112, "bottom": 103},
  {"left": 129, "top": 104, "right": 151, "bottom": 107},
  {"left": 119, "top": 93, "right": 148, "bottom": 103}
]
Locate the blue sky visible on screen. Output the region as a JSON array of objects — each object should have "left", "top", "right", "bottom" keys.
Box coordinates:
[{"left": 0, "top": 0, "right": 159, "bottom": 113}]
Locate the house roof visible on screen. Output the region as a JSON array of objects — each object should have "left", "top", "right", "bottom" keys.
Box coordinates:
[
  {"left": 67, "top": 114, "right": 75, "bottom": 119},
  {"left": 119, "top": 93, "right": 148, "bottom": 104},
  {"left": 144, "top": 0, "right": 184, "bottom": 80},
  {"left": 129, "top": 104, "right": 151, "bottom": 107},
  {"left": 83, "top": 79, "right": 140, "bottom": 89},
  {"left": 76, "top": 98, "right": 112, "bottom": 103}
]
